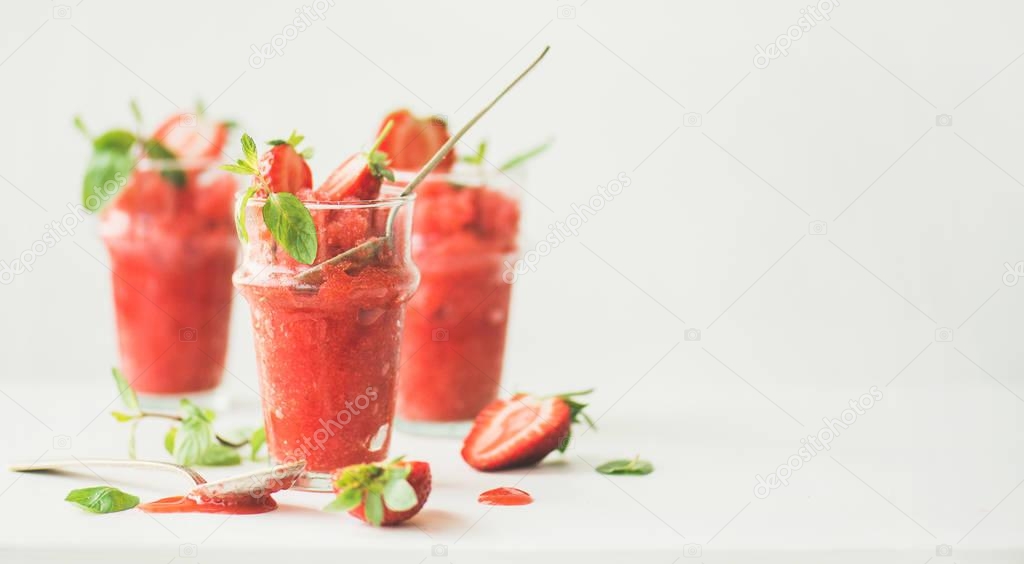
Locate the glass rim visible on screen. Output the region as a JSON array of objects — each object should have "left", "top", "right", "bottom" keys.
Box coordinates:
[{"left": 244, "top": 185, "right": 415, "bottom": 210}]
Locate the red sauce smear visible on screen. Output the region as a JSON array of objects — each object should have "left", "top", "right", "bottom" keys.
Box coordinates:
[
  {"left": 478, "top": 487, "right": 533, "bottom": 506},
  {"left": 139, "top": 493, "right": 278, "bottom": 515}
]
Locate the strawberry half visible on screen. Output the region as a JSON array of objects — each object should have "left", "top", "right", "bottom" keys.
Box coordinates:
[
  {"left": 221, "top": 131, "right": 312, "bottom": 194},
  {"left": 461, "top": 390, "right": 595, "bottom": 472},
  {"left": 316, "top": 121, "right": 395, "bottom": 201},
  {"left": 377, "top": 109, "right": 455, "bottom": 172},
  {"left": 150, "top": 111, "right": 228, "bottom": 162},
  {"left": 259, "top": 131, "right": 313, "bottom": 193},
  {"left": 325, "top": 458, "right": 431, "bottom": 526}
]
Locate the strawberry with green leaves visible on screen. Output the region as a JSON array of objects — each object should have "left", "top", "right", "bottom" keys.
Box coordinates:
[
  {"left": 315, "top": 121, "right": 396, "bottom": 201},
  {"left": 324, "top": 458, "right": 431, "bottom": 526},
  {"left": 461, "top": 390, "right": 595, "bottom": 471}
]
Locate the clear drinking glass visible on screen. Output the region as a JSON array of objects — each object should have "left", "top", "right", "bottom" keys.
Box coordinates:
[
  {"left": 233, "top": 187, "right": 419, "bottom": 491},
  {"left": 390, "top": 168, "right": 521, "bottom": 435},
  {"left": 100, "top": 158, "right": 239, "bottom": 404}
]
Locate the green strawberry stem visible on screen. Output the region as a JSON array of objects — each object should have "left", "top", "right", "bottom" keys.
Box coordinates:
[{"left": 294, "top": 45, "right": 550, "bottom": 284}]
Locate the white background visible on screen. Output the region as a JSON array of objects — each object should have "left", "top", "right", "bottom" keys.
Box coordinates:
[{"left": 2, "top": 0, "right": 1024, "bottom": 561}]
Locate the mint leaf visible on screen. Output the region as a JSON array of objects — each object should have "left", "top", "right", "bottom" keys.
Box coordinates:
[
  {"left": 197, "top": 444, "right": 241, "bottom": 466},
  {"left": 164, "top": 427, "right": 177, "bottom": 455},
  {"left": 363, "top": 492, "right": 384, "bottom": 526},
  {"left": 595, "top": 457, "right": 653, "bottom": 476},
  {"left": 129, "top": 99, "right": 143, "bottom": 128},
  {"left": 382, "top": 477, "right": 417, "bottom": 511},
  {"left": 110, "top": 411, "right": 135, "bottom": 423},
  {"left": 221, "top": 133, "right": 260, "bottom": 175},
  {"left": 82, "top": 149, "right": 133, "bottom": 212},
  {"left": 111, "top": 367, "right": 139, "bottom": 412},
  {"left": 92, "top": 129, "right": 136, "bottom": 152},
  {"left": 236, "top": 185, "right": 258, "bottom": 242},
  {"left": 73, "top": 115, "right": 91, "bottom": 139},
  {"left": 461, "top": 140, "right": 488, "bottom": 165},
  {"left": 262, "top": 192, "right": 317, "bottom": 264},
  {"left": 65, "top": 486, "right": 139, "bottom": 514},
  {"left": 499, "top": 140, "right": 552, "bottom": 172},
  {"left": 323, "top": 487, "right": 362, "bottom": 512},
  {"left": 241, "top": 132, "right": 258, "bottom": 163},
  {"left": 174, "top": 400, "right": 214, "bottom": 466},
  {"left": 142, "top": 140, "right": 186, "bottom": 189},
  {"left": 250, "top": 427, "right": 266, "bottom": 461}
]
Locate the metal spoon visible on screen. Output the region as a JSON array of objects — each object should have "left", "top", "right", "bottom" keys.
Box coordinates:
[{"left": 9, "top": 458, "right": 306, "bottom": 499}]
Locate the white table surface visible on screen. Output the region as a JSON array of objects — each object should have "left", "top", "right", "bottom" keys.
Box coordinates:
[{"left": 0, "top": 376, "right": 1021, "bottom": 564}]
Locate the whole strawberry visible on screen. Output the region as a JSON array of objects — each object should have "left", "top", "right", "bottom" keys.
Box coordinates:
[
  {"left": 461, "top": 390, "right": 595, "bottom": 472},
  {"left": 325, "top": 457, "right": 431, "bottom": 526}
]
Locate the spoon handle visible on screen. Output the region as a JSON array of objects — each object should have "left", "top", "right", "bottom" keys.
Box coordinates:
[{"left": 9, "top": 458, "right": 206, "bottom": 486}]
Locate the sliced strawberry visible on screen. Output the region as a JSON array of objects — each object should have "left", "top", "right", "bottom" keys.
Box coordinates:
[
  {"left": 461, "top": 390, "right": 594, "bottom": 472},
  {"left": 377, "top": 109, "right": 455, "bottom": 173},
  {"left": 316, "top": 121, "right": 395, "bottom": 201},
  {"left": 221, "top": 131, "right": 312, "bottom": 194},
  {"left": 150, "top": 112, "right": 228, "bottom": 162},
  {"left": 326, "top": 458, "right": 431, "bottom": 526},
  {"left": 259, "top": 142, "right": 312, "bottom": 194}
]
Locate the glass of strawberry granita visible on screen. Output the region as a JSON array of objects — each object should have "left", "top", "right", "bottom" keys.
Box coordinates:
[
  {"left": 390, "top": 168, "right": 521, "bottom": 435},
  {"left": 100, "top": 157, "right": 239, "bottom": 403},
  {"left": 234, "top": 187, "right": 419, "bottom": 491}
]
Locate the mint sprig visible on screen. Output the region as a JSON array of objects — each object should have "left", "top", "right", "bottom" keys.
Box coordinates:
[
  {"left": 108, "top": 366, "right": 264, "bottom": 466},
  {"left": 222, "top": 132, "right": 318, "bottom": 263},
  {"left": 65, "top": 486, "right": 139, "bottom": 514},
  {"left": 595, "top": 456, "right": 654, "bottom": 476},
  {"left": 80, "top": 127, "right": 136, "bottom": 212}
]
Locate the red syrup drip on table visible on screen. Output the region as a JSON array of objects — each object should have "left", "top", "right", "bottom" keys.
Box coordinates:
[
  {"left": 138, "top": 493, "right": 278, "bottom": 515},
  {"left": 478, "top": 487, "right": 533, "bottom": 506}
]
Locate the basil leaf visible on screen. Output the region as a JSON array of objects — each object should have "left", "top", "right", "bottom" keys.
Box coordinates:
[
  {"left": 164, "top": 427, "right": 177, "bottom": 455},
  {"left": 83, "top": 149, "right": 133, "bottom": 212},
  {"left": 323, "top": 487, "right": 363, "bottom": 512},
  {"left": 236, "top": 185, "right": 258, "bottom": 242},
  {"left": 250, "top": 427, "right": 266, "bottom": 461},
  {"left": 262, "top": 192, "right": 317, "bottom": 264},
  {"left": 197, "top": 444, "right": 242, "bottom": 467},
  {"left": 65, "top": 486, "right": 139, "bottom": 514},
  {"left": 142, "top": 140, "right": 186, "bottom": 189},
  {"left": 382, "top": 477, "right": 417, "bottom": 511},
  {"left": 363, "top": 492, "right": 384, "bottom": 526},
  {"left": 110, "top": 367, "right": 139, "bottom": 411},
  {"left": 595, "top": 457, "right": 654, "bottom": 476}
]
